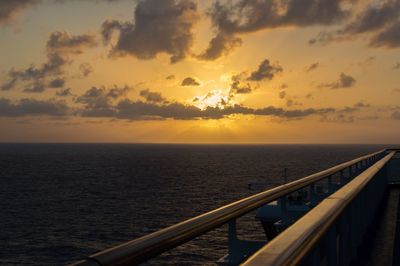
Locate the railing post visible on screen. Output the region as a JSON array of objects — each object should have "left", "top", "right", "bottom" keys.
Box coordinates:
[
  {"left": 349, "top": 165, "right": 353, "bottom": 179},
  {"left": 279, "top": 196, "right": 289, "bottom": 225},
  {"left": 310, "top": 184, "right": 318, "bottom": 206},
  {"left": 339, "top": 170, "right": 345, "bottom": 184},
  {"left": 328, "top": 175, "right": 334, "bottom": 194}
]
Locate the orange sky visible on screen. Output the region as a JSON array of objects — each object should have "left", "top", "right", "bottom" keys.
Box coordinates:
[{"left": 1, "top": 0, "right": 400, "bottom": 143}]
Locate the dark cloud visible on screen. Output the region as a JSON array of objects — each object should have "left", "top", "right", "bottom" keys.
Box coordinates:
[
  {"left": 181, "top": 77, "right": 200, "bottom": 86},
  {"left": 75, "top": 85, "right": 132, "bottom": 117},
  {"left": 230, "top": 72, "right": 252, "bottom": 95},
  {"left": 343, "top": 2, "right": 399, "bottom": 35},
  {"left": 279, "top": 91, "right": 287, "bottom": 99},
  {"left": 0, "top": 97, "right": 69, "bottom": 117},
  {"left": 79, "top": 63, "right": 94, "bottom": 77},
  {"left": 23, "top": 81, "right": 46, "bottom": 93},
  {"left": 0, "top": 93, "right": 339, "bottom": 121},
  {"left": 139, "top": 89, "right": 166, "bottom": 103},
  {"left": 1, "top": 31, "right": 96, "bottom": 93},
  {"left": 49, "top": 77, "right": 65, "bottom": 88},
  {"left": 392, "top": 111, "right": 400, "bottom": 120},
  {"left": 0, "top": 78, "right": 17, "bottom": 91},
  {"left": 0, "top": 0, "right": 39, "bottom": 26},
  {"left": 330, "top": 102, "right": 370, "bottom": 116},
  {"left": 0, "top": 0, "right": 123, "bottom": 27},
  {"left": 286, "top": 99, "right": 302, "bottom": 107},
  {"left": 226, "top": 58, "right": 282, "bottom": 96},
  {"left": 76, "top": 86, "right": 119, "bottom": 117},
  {"left": 321, "top": 113, "right": 355, "bottom": 123},
  {"left": 47, "top": 31, "right": 97, "bottom": 54},
  {"left": 354, "top": 101, "right": 371, "bottom": 108},
  {"left": 107, "top": 85, "right": 131, "bottom": 99},
  {"left": 166, "top": 75, "right": 175, "bottom": 80},
  {"left": 369, "top": 21, "right": 400, "bottom": 48},
  {"left": 101, "top": 0, "right": 199, "bottom": 63},
  {"left": 254, "top": 106, "right": 334, "bottom": 118},
  {"left": 197, "top": 32, "right": 242, "bottom": 60},
  {"left": 248, "top": 59, "right": 283, "bottom": 81},
  {"left": 318, "top": 73, "right": 356, "bottom": 89},
  {"left": 338, "top": 106, "right": 358, "bottom": 113},
  {"left": 200, "top": 0, "right": 350, "bottom": 60},
  {"left": 6, "top": 53, "right": 66, "bottom": 83},
  {"left": 306, "top": 62, "right": 319, "bottom": 72},
  {"left": 92, "top": 99, "right": 336, "bottom": 120},
  {"left": 56, "top": 88, "right": 73, "bottom": 97},
  {"left": 79, "top": 87, "right": 104, "bottom": 98},
  {"left": 310, "top": 1, "right": 400, "bottom": 48}
]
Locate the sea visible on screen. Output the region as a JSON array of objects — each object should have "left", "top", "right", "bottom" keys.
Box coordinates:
[{"left": 0, "top": 144, "right": 387, "bottom": 265}]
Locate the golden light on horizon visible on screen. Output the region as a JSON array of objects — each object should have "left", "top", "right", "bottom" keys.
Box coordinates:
[{"left": 1, "top": 0, "right": 400, "bottom": 143}]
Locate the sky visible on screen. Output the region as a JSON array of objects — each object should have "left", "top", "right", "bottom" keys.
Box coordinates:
[{"left": 1, "top": 0, "right": 400, "bottom": 143}]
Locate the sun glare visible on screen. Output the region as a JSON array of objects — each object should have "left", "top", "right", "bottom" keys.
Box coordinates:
[{"left": 193, "top": 89, "right": 232, "bottom": 110}]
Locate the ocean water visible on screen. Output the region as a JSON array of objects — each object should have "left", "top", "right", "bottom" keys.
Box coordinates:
[{"left": 0, "top": 144, "right": 386, "bottom": 265}]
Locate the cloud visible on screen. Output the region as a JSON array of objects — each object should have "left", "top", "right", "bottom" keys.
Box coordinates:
[
  {"left": 166, "top": 75, "right": 175, "bottom": 80},
  {"left": 248, "top": 59, "right": 283, "bottom": 81},
  {"left": 48, "top": 77, "right": 65, "bottom": 88},
  {"left": 230, "top": 72, "right": 252, "bottom": 95},
  {"left": 101, "top": 0, "right": 199, "bottom": 63},
  {"left": 23, "top": 81, "right": 46, "bottom": 93},
  {"left": 0, "top": 0, "right": 39, "bottom": 26},
  {"left": 107, "top": 85, "right": 131, "bottom": 99},
  {"left": 181, "top": 77, "right": 200, "bottom": 86},
  {"left": 79, "top": 63, "right": 94, "bottom": 77},
  {"left": 0, "top": 92, "right": 340, "bottom": 121},
  {"left": 309, "top": 1, "right": 400, "bottom": 48},
  {"left": 99, "top": 99, "right": 336, "bottom": 120},
  {"left": 0, "top": 78, "right": 17, "bottom": 91},
  {"left": 279, "top": 91, "right": 287, "bottom": 99},
  {"left": 47, "top": 31, "right": 97, "bottom": 55},
  {"left": 321, "top": 113, "right": 355, "bottom": 123},
  {"left": 318, "top": 73, "right": 356, "bottom": 89},
  {"left": 200, "top": 0, "right": 350, "bottom": 60},
  {"left": 139, "top": 89, "right": 166, "bottom": 103},
  {"left": 225, "top": 58, "right": 282, "bottom": 97},
  {"left": 75, "top": 85, "right": 132, "bottom": 117},
  {"left": 369, "top": 21, "right": 400, "bottom": 48},
  {"left": 56, "top": 88, "right": 73, "bottom": 97},
  {"left": 343, "top": 2, "right": 399, "bottom": 35},
  {"left": 0, "top": 97, "right": 69, "bottom": 117},
  {"left": 197, "top": 32, "right": 242, "bottom": 60},
  {"left": 5, "top": 52, "right": 66, "bottom": 85},
  {"left": 392, "top": 111, "right": 400, "bottom": 120},
  {"left": 193, "top": 90, "right": 232, "bottom": 109},
  {"left": 306, "top": 62, "right": 319, "bottom": 72},
  {"left": 1, "top": 31, "right": 96, "bottom": 93},
  {"left": 0, "top": 0, "right": 124, "bottom": 27},
  {"left": 354, "top": 101, "right": 371, "bottom": 108}
]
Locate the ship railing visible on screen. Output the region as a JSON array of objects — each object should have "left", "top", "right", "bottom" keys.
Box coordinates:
[
  {"left": 70, "top": 149, "right": 388, "bottom": 266},
  {"left": 243, "top": 151, "right": 394, "bottom": 266}
]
